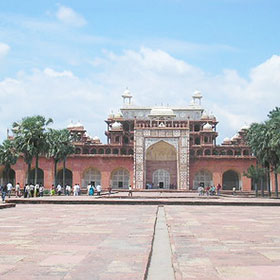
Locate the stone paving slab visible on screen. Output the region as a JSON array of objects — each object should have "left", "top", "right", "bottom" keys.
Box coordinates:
[
  {"left": 165, "top": 206, "right": 280, "bottom": 280},
  {"left": 0, "top": 204, "right": 157, "bottom": 280},
  {"left": 6, "top": 195, "right": 280, "bottom": 206},
  {"left": 0, "top": 203, "right": 16, "bottom": 209}
]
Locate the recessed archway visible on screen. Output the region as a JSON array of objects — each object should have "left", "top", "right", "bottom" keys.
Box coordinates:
[
  {"left": 0, "top": 168, "right": 15, "bottom": 186},
  {"left": 29, "top": 168, "right": 44, "bottom": 185},
  {"left": 57, "top": 169, "right": 73, "bottom": 187},
  {"left": 82, "top": 168, "right": 101, "bottom": 188},
  {"left": 146, "top": 141, "right": 177, "bottom": 189},
  {"left": 193, "top": 170, "right": 213, "bottom": 189},
  {"left": 222, "top": 170, "right": 240, "bottom": 190},
  {"left": 111, "top": 168, "right": 130, "bottom": 189}
]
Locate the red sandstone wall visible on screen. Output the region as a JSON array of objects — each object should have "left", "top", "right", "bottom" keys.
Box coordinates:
[
  {"left": 189, "top": 157, "right": 257, "bottom": 191},
  {"left": 10, "top": 155, "right": 134, "bottom": 189}
]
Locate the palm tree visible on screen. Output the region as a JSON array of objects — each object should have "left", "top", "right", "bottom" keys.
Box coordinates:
[
  {"left": 0, "top": 139, "right": 19, "bottom": 185},
  {"left": 267, "top": 107, "right": 280, "bottom": 198},
  {"left": 46, "top": 129, "right": 75, "bottom": 187},
  {"left": 244, "top": 165, "right": 266, "bottom": 197},
  {"left": 12, "top": 116, "right": 53, "bottom": 184},
  {"left": 246, "top": 108, "right": 280, "bottom": 198}
]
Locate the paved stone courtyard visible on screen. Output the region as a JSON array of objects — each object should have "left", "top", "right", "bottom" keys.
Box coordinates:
[{"left": 1, "top": 204, "right": 280, "bottom": 279}]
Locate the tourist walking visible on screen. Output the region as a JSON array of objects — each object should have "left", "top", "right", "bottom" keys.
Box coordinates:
[
  {"left": 39, "top": 184, "right": 44, "bottom": 197},
  {"left": 217, "top": 184, "right": 222, "bottom": 196},
  {"left": 73, "top": 184, "right": 80, "bottom": 196},
  {"left": 7, "top": 182, "right": 13, "bottom": 198},
  {"left": 30, "top": 183, "right": 35, "bottom": 197},
  {"left": 128, "top": 185, "right": 133, "bottom": 197},
  {"left": 66, "top": 184, "right": 71, "bottom": 196},
  {"left": 15, "top": 182, "right": 21, "bottom": 197},
  {"left": 26, "top": 184, "right": 31, "bottom": 198},
  {"left": 51, "top": 184, "right": 55, "bottom": 196},
  {"left": 89, "top": 185, "right": 94, "bottom": 196},
  {"left": 57, "top": 184, "right": 62, "bottom": 196},
  {"left": 1, "top": 184, "right": 7, "bottom": 202},
  {"left": 35, "top": 183, "right": 40, "bottom": 197},
  {"left": 108, "top": 185, "right": 112, "bottom": 195},
  {"left": 96, "top": 184, "right": 102, "bottom": 196}
]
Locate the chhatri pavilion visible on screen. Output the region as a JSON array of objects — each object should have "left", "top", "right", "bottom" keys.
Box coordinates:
[{"left": 1, "top": 90, "right": 257, "bottom": 191}]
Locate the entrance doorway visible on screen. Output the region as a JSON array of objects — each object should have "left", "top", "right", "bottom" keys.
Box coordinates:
[
  {"left": 146, "top": 141, "right": 177, "bottom": 189},
  {"left": 153, "top": 169, "right": 170, "bottom": 189},
  {"left": 222, "top": 170, "right": 240, "bottom": 190}
]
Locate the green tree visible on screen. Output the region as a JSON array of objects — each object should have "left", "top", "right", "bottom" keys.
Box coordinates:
[
  {"left": 0, "top": 139, "right": 19, "bottom": 185},
  {"left": 244, "top": 165, "right": 266, "bottom": 197},
  {"left": 246, "top": 107, "right": 280, "bottom": 198},
  {"left": 267, "top": 107, "right": 280, "bottom": 198},
  {"left": 12, "top": 116, "right": 53, "bottom": 184},
  {"left": 46, "top": 129, "right": 75, "bottom": 187}
]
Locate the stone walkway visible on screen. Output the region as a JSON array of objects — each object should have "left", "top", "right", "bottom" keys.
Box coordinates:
[
  {"left": 0, "top": 205, "right": 157, "bottom": 280},
  {"left": 1, "top": 204, "right": 280, "bottom": 279},
  {"left": 166, "top": 206, "right": 280, "bottom": 280},
  {"left": 147, "top": 206, "right": 174, "bottom": 280}
]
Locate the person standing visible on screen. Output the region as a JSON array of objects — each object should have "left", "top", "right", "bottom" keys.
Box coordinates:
[
  {"left": 89, "top": 185, "right": 94, "bottom": 196},
  {"left": 128, "top": 185, "right": 133, "bottom": 197},
  {"left": 96, "top": 184, "right": 102, "bottom": 196},
  {"left": 108, "top": 185, "right": 112, "bottom": 195},
  {"left": 35, "top": 183, "right": 40, "bottom": 197},
  {"left": 39, "top": 184, "right": 44, "bottom": 197},
  {"left": 57, "top": 184, "right": 62, "bottom": 196},
  {"left": 7, "top": 182, "right": 13, "bottom": 198},
  {"left": 66, "top": 184, "right": 71, "bottom": 196},
  {"left": 30, "top": 183, "right": 35, "bottom": 197},
  {"left": 73, "top": 184, "right": 79, "bottom": 196},
  {"left": 15, "top": 182, "right": 21, "bottom": 198},
  {"left": 217, "top": 184, "right": 222, "bottom": 196},
  {"left": 1, "top": 184, "right": 7, "bottom": 202}
]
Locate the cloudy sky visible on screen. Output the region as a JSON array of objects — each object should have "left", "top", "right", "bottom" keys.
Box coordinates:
[{"left": 0, "top": 0, "right": 279, "bottom": 143}]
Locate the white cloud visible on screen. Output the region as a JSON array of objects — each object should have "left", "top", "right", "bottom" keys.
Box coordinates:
[
  {"left": 0, "top": 42, "right": 10, "bottom": 58},
  {"left": 44, "top": 68, "right": 74, "bottom": 78},
  {"left": 56, "top": 5, "right": 86, "bottom": 27},
  {"left": 0, "top": 48, "right": 279, "bottom": 143}
]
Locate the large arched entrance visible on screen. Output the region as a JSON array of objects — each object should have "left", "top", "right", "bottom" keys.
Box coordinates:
[
  {"left": 29, "top": 168, "right": 44, "bottom": 185},
  {"left": 82, "top": 168, "right": 101, "bottom": 188},
  {"left": 146, "top": 141, "right": 177, "bottom": 189},
  {"left": 222, "top": 170, "right": 240, "bottom": 190},
  {"left": 193, "top": 170, "right": 213, "bottom": 189},
  {"left": 0, "top": 168, "right": 15, "bottom": 186},
  {"left": 111, "top": 168, "right": 130, "bottom": 189},
  {"left": 57, "top": 169, "right": 73, "bottom": 186}
]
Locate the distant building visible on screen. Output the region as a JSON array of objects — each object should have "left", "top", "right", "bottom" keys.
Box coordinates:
[{"left": 1, "top": 90, "right": 257, "bottom": 191}]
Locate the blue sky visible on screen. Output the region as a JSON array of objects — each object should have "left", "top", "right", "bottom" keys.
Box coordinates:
[{"left": 0, "top": 0, "right": 279, "bottom": 142}]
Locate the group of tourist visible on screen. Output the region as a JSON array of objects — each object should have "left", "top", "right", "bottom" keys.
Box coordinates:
[
  {"left": 0, "top": 181, "right": 105, "bottom": 202},
  {"left": 198, "top": 184, "right": 222, "bottom": 196}
]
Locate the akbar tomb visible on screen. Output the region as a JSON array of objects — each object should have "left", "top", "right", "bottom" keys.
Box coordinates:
[{"left": 1, "top": 90, "right": 258, "bottom": 191}]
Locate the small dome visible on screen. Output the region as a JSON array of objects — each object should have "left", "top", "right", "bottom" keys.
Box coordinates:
[
  {"left": 67, "top": 121, "right": 74, "bottom": 128},
  {"left": 223, "top": 137, "right": 231, "bottom": 143},
  {"left": 73, "top": 122, "right": 83, "bottom": 128},
  {"left": 201, "top": 112, "right": 209, "bottom": 120},
  {"left": 203, "top": 123, "right": 212, "bottom": 131},
  {"left": 209, "top": 114, "right": 216, "bottom": 120},
  {"left": 114, "top": 112, "right": 123, "bottom": 118},
  {"left": 92, "top": 136, "right": 100, "bottom": 141},
  {"left": 108, "top": 112, "right": 114, "bottom": 119},
  {"left": 241, "top": 125, "right": 250, "bottom": 130},
  {"left": 193, "top": 90, "right": 202, "bottom": 98},
  {"left": 111, "top": 122, "right": 122, "bottom": 129},
  {"left": 122, "top": 88, "right": 132, "bottom": 97},
  {"left": 150, "top": 107, "right": 175, "bottom": 117}
]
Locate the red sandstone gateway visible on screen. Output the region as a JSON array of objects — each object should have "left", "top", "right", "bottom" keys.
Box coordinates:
[{"left": 1, "top": 90, "right": 259, "bottom": 192}]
